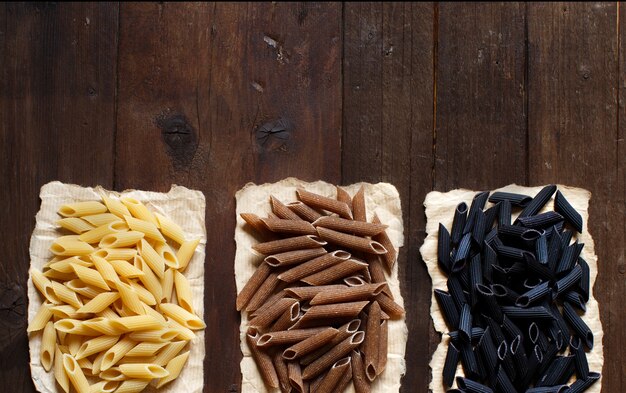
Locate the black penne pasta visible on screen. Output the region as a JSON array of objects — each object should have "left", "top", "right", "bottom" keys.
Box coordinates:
[
  {"left": 535, "top": 324, "right": 550, "bottom": 352},
  {"left": 459, "top": 266, "right": 471, "bottom": 291},
  {"left": 493, "top": 240, "right": 526, "bottom": 260},
  {"left": 547, "top": 228, "right": 563, "bottom": 271},
  {"left": 448, "top": 327, "right": 485, "bottom": 343},
  {"left": 560, "top": 229, "right": 574, "bottom": 250},
  {"left": 555, "top": 190, "right": 583, "bottom": 233},
  {"left": 517, "top": 211, "right": 564, "bottom": 230},
  {"left": 537, "top": 343, "right": 559, "bottom": 377},
  {"left": 448, "top": 275, "right": 468, "bottom": 311},
  {"left": 577, "top": 257, "right": 590, "bottom": 302},
  {"left": 570, "top": 336, "right": 589, "bottom": 379},
  {"left": 486, "top": 317, "right": 507, "bottom": 346},
  {"left": 536, "top": 355, "right": 575, "bottom": 387},
  {"left": 535, "top": 233, "right": 548, "bottom": 264},
  {"left": 501, "top": 306, "right": 554, "bottom": 321},
  {"left": 519, "top": 344, "right": 543, "bottom": 389},
  {"left": 458, "top": 338, "right": 480, "bottom": 379},
  {"left": 491, "top": 265, "right": 511, "bottom": 287},
  {"left": 495, "top": 364, "right": 518, "bottom": 393},
  {"left": 456, "top": 377, "right": 494, "bottom": 393},
  {"left": 497, "top": 224, "right": 529, "bottom": 242},
  {"left": 476, "top": 284, "right": 503, "bottom": 323},
  {"left": 438, "top": 223, "right": 452, "bottom": 274},
  {"left": 498, "top": 339, "right": 517, "bottom": 382},
  {"left": 501, "top": 315, "right": 523, "bottom": 341},
  {"left": 503, "top": 262, "right": 526, "bottom": 276},
  {"left": 443, "top": 341, "right": 460, "bottom": 388},
  {"left": 525, "top": 385, "right": 569, "bottom": 393},
  {"left": 556, "top": 241, "right": 584, "bottom": 275},
  {"left": 483, "top": 202, "right": 500, "bottom": 232},
  {"left": 516, "top": 281, "right": 552, "bottom": 307},
  {"left": 488, "top": 191, "right": 533, "bottom": 207},
  {"left": 548, "top": 326, "right": 565, "bottom": 352},
  {"left": 516, "top": 184, "right": 557, "bottom": 220},
  {"left": 453, "top": 232, "right": 473, "bottom": 270},
  {"left": 472, "top": 210, "right": 487, "bottom": 247},
  {"left": 555, "top": 264, "right": 583, "bottom": 297},
  {"left": 568, "top": 371, "right": 601, "bottom": 393},
  {"left": 464, "top": 191, "right": 490, "bottom": 235},
  {"left": 469, "top": 254, "right": 482, "bottom": 307},
  {"left": 563, "top": 290, "right": 587, "bottom": 311},
  {"left": 476, "top": 327, "right": 498, "bottom": 378},
  {"left": 543, "top": 221, "right": 564, "bottom": 237},
  {"left": 498, "top": 200, "right": 512, "bottom": 227},
  {"left": 484, "top": 227, "right": 499, "bottom": 246},
  {"left": 563, "top": 302, "right": 594, "bottom": 350},
  {"left": 528, "top": 322, "right": 540, "bottom": 345},
  {"left": 459, "top": 303, "right": 473, "bottom": 342},
  {"left": 482, "top": 243, "right": 497, "bottom": 283},
  {"left": 548, "top": 303, "right": 570, "bottom": 340},
  {"left": 451, "top": 202, "right": 469, "bottom": 244},
  {"left": 435, "top": 289, "right": 460, "bottom": 329},
  {"left": 490, "top": 283, "right": 519, "bottom": 304},
  {"left": 523, "top": 276, "right": 543, "bottom": 289},
  {"left": 509, "top": 335, "right": 528, "bottom": 384},
  {"left": 523, "top": 252, "right": 555, "bottom": 281}
]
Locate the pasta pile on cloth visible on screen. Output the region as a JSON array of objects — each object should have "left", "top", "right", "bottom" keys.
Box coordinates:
[
  {"left": 421, "top": 185, "right": 603, "bottom": 393},
  {"left": 235, "top": 179, "right": 407, "bottom": 393},
  {"left": 27, "top": 182, "right": 206, "bottom": 393}
]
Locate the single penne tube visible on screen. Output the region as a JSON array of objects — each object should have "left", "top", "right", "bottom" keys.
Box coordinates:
[
  {"left": 125, "top": 341, "right": 168, "bottom": 357},
  {"left": 100, "top": 336, "right": 136, "bottom": 371},
  {"left": 120, "top": 197, "right": 159, "bottom": 226},
  {"left": 270, "top": 195, "right": 302, "bottom": 220},
  {"left": 50, "top": 236, "right": 95, "bottom": 256},
  {"left": 316, "top": 227, "right": 387, "bottom": 255},
  {"left": 176, "top": 238, "right": 200, "bottom": 272},
  {"left": 128, "top": 280, "right": 157, "bottom": 306},
  {"left": 296, "top": 188, "right": 353, "bottom": 219},
  {"left": 58, "top": 201, "right": 107, "bottom": 217},
  {"left": 54, "top": 319, "right": 101, "bottom": 336},
  {"left": 269, "top": 302, "right": 301, "bottom": 332},
  {"left": 287, "top": 201, "right": 323, "bottom": 222},
  {"left": 264, "top": 247, "right": 327, "bottom": 267},
  {"left": 284, "top": 285, "right": 348, "bottom": 301},
  {"left": 352, "top": 185, "right": 367, "bottom": 222},
  {"left": 113, "top": 379, "right": 151, "bottom": 393},
  {"left": 50, "top": 305, "right": 83, "bottom": 319},
  {"left": 116, "top": 282, "right": 147, "bottom": 315},
  {"left": 372, "top": 214, "right": 397, "bottom": 270},
  {"left": 99, "top": 367, "right": 126, "bottom": 381},
  {"left": 245, "top": 273, "right": 281, "bottom": 313},
  {"left": 91, "top": 350, "right": 105, "bottom": 375},
  {"left": 76, "top": 335, "right": 120, "bottom": 359},
  {"left": 247, "top": 328, "right": 279, "bottom": 388},
  {"left": 343, "top": 275, "right": 367, "bottom": 287},
  {"left": 99, "top": 231, "right": 145, "bottom": 249},
  {"left": 50, "top": 256, "right": 92, "bottom": 273},
  {"left": 159, "top": 303, "right": 205, "bottom": 330},
  {"left": 309, "top": 283, "right": 386, "bottom": 305},
  {"left": 374, "top": 293, "right": 405, "bottom": 319},
  {"left": 174, "top": 270, "right": 194, "bottom": 313},
  {"left": 77, "top": 292, "right": 120, "bottom": 313},
  {"left": 301, "top": 331, "right": 365, "bottom": 379},
  {"left": 124, "top": 215, "right": 166, "bottom": 242},
  {"left": 56, "top": 217, "right": 94, "bottom": 234},
  {"left": 377, "top": 319, "right": 388, "bottom": 375},
  {"left": 134, "top": 255, "right": 163, "bottom": 302},
  {"left": 27, "top": 301, "right": 53, "bottom": 332},
  {"left": 66, "top": 334, "right": 83, "bottom": 356},
  {"left": 50, "top": 281, "right": 83, "bottom": 308},
  {"left": 256, "top": 327, "right": 329, "bottom": 347},
  {"left": 292, "top": 302, "right": 369, "bottom": 330},
  {"left": 282, "top": 327, "right": 338, "bottom": 360},
  {"left": 248, "top": 298, "right": 298, "bottom": 329},
  {"left": 30, "top": 268, "right": 60, "bottom": 303},
  {"left": 156, "top": 242, "right": 179, "bottom": 269},
  {"left": 313, "top": 215, "right": 388, "bottom": 237},
  {"left": 278, "top": 250, "right": 351, "bottom": 283},
  {"left": 65, "top": 279, "right": 105, "bottom": 299},
  {"left": 54, "top": 345, "right": 70, "bottom": 393},
  {"left": 161, "top": 268, "right": 175, "bottom": 303},
  {"left": 300, "top": 259, "right": 369, "bottom": 286},
  {"left": 119, "top": 363, "right": 169, "bottom": 379},
  {"left": 99, "top": 191, "right": 131, "bottom": 218},
  {"left": 93, "top": 248, "right": 137, "bottom": 261},
  {"left": 155, "top": 212, "right": 186, "bottom": 244},
  {"left": 156, "top": 351, "right": 190, "bottom": 388},
  {"left": 82, "top": 213, "right": 124, "bottom": 227},
  {"left": 315, "top": 357, "right": 352, "bottom": 392},
  {"left": 128, "top": 328, "right": 178, "bottom": 343},
  {"left": 253, "top": 235, "right": 327, "bottom": 255},
  {"left": 40, "top": 321, "right": 56, "bottom": 371},
  {"left": 43, "top": 270, "right": 77, "bottom": 282},
  {"left": 108, "top": 258, "right": 145, "bottom": 279},
  {"left": 363, "top": 301, "right": 382, "bottom": 381},
  {"left": 108, "top": 315, "right": 166, "bottom": 332},
  {"left": 116, "top": 355, "right": 157, "bottom": 365},
  {"left": 236, "top": 262, "right": 271, "bottom": 311},
  {"left": 78, "top": 221, "right": 128, "bottom": 244},
  {"left": 166, "top": 317, "right": 196, "bottom": 341},
  {"left": 153, "top": 340, "right": 188, "bottom": 366},
  {"left": 88, "top": 380, "right": 119, "bottom": 393},
  {"left": 351, "top": 349, "right": 370, "bottom": 392},
  {"left": 272, "top": 351, "right": 291, "bottom": 393},
  {"left": 62, "top": 354, "right": 91, "bottom": 393},
  {"left": 90, "top": 256, "right": 120, "bottom": 286},
  {"left": 137, "top": 239, "right": 165, "bottom": 278},
  {"left": 240, "top": 213, "right": 274, "bottom": 239},
  {"left": 142, "top": 304, "right": 165, "bottom": 325},
  {"left": 260, "top": 217, "right": 317, "bottom": 236},
  {"left": 249, "top": 289, "right": 289, "bottom": 318},
  {"left": 336, "top": 186, "right": 353, "bottom": 208},
  {"left": 288, "top": 361, "right": 305, "bottom": 393},
  {"left": 82, "top": 317, "right": 125, "bottom": 336},
  {"left": 71, "top": 263, "right": 110, "bottom": 290}
]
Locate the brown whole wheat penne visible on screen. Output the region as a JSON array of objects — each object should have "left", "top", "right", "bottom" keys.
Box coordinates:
[
  {"left": 240, "top": 213, "right": 273, "bottom": 239},
  {"left": 272, "top": 351, "right": 291, "bottom": 393},
  {"left": 363, "top": 301, "right": 381, "bottom": 381},
  {"left": 247, "top": 328, "right": 279, "bottom": 388},
  {"left": 245, "top": 272, "right": 281, "bottom": 312},
  {"left": 301, "top": 259, "right": 369, "bottom": 286},
  {"left": 310, "top": 373, "right": 325, "bottom": 393},
  {"left": 352, "top": 186, "right": 367, "bottom": 222},
  {"left": 265, "top": 248, "right": 327, "bottom": 267},
  {"left": 316, "top": 227, "right": 387, "bottom": 255},
  {"left": 282, "top": 327, "right": 339, "bottom": 360},
  {"left": 366, "top": 254, "right": 394, "bottom": 298},
  {"left": 249, "top": 287, "right": 288, "bottom": 319},
  {"left": 377, "top": 319, "right": 388, "bottom": 376},
  {"left": 270, "top": 302, "right": 301, "bottom": 332},
  {"left": 278, "top": 251, "right": 351, "bottom": 283},
  {"left": 374, "top": 293, "right": 404, "bottom": 319},
  {"left": 288, "top": 361, "right": 305, "bottom": 393},
  {"left": 335, "top": 186, "right": 353, "bottom": 211},
  {"left": 309, "top": 283, "right": 386, "bottom": 305},
  {"left": 372, "top": 214, "right": 396, "bottom": 270},
  {"left": 351, "top": 350, "right": 371, "bottom": 393},
  {"left": 302, "top": 331, "right": 365, "bottom": 380},
  {"left": 313, "top": 216, "right": 387, "bottom": 237},
  {"left": 300, "top": 319, "right": 361, "bottom": 366},
  {"left": 236, "top": 263, "right": 272, "bottom": 311},
  {"left": 285, "top": 285, "right": 347, "bottom": 301},
  {"left": 343, "top": 275, "right": 367, "bottom": 287},
  {"left": 270, "top": 195, "right": 302, "bottom": 221},
  {"left": 296, "top": 188, "right": 353, "bottom": 219},
  {"left": 253, "top": 235, "right": 327, "bottom": 255},
  {"left": 332, "top": 361, "right": 353, "bottom": 393},
  {"left": 260, "top": 217, "right": 317, "bottom": 236},
  {"left": 315, "top": 357, "right": 351, "bottom": 392},
  {"left": 293, "top": 301, "right": 369, "bottom": 329},
  {"left": 287, "top": 201, "right": 323, "bottom": 222},
  {"left": 256, "top": 327, "right": 329, "bottom": 347},
  {"left": 248, "top": 298, "right": 298, "bottom": 328}
]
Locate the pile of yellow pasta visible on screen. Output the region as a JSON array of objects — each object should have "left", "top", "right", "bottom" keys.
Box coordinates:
[{"left": 28, "top": 192, "right": 204, "bottom": 393}]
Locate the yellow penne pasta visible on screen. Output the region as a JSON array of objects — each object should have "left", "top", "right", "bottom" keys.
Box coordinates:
[
  {"left": 51, "top": 281, "right": 83, "bottom": 308},
  {"left": 119, "top": 363, "right": 169, "bottom": 379},
  {"left": 27, "top": 302, "right": 53, "bottom": 332},
  {"left": 156, "top": 351, "right": 190, "bottom": 388},
  {"left": 174, "top": 270, "right": 194, "bottom": 313},
  {"left": 71, "top": 263, "right": 110, "bottom": 290},
  {"left": 65, "top": 279, "right": 105, "bottom": 299},
  {"left": 113, "top": 299, "right": 135, "bottom": 317},
  {"left": 82, "top": 213, "right": 123, "bottom": 227},
  {"left": 155, "top": 212, "right": 186, "bottom": 244},
  {"left": 134, "top": 255, "right": 163, "bottom": 302},
  {"left": 88, "top": 380, "right": 119, "bottom": 393},
  {"left": 93, "top": 247, "right": 137, "bottom": 260},
  {"left": 125, "top": 341, "right": 168, "bottom": 357},
  {"left": 120, "top": 197, "right": 159, "bottom": 226},
  {"left": 54, "top": 319, "right": 100, "bottom": 336},
  {"left": 97, "top": 307, "right": 121, "bottom": 320},
  {"left": 108, "top": 315, "right": 166, "bottom": 332},
  {"left": 90, "top": 256, "right": 120, "bottom": 286},
  {"left": 153, "top": 340, "right": 188, "bottom": 366},
  {"left": 176, "top": 238, "right": 200, "bottom": 272},
  {"left": 77, "top": 292, "right": 120, "bottom": 313},
  {"left": 117, "top": 355, "right": 157, "bottom": 365},
  {"left": 137, "top": 239, "right": 164, "bottom": 279},
  {"left": 58, "top": 201, "right": 107, "bottom": 217},
  {"left": 78, "top": 221, "right": 128, "bottom": 244},
  {"left": 117, "top": 282, "right": 146, "bottom": 315},
  {"left": 54, "top": 345, "right": 70, "bottom": 393},
  {"left": 128, "top": 280, "right": 156, "bottom": 306},
  {"left": 41, "top": 321, "right": 56, "bottom": 371},
  {"left": 50, "top": 236, "right": 95, "bottom": 256},
  {"left": 56, "top": 217, "right": 95, "bottom": 234},
  {"left": 99, "top": 231, "right": 145, "bottom": 249},
  {"left": 159, "top": 303, "right": 205, "bottom": 330},
  {"left": 99, "top": 367, "right": 126, "bottom": 381},
  {"left": 109, "top": 259, "right": 145, "bottom": 278},
  {"left": 142, "top": 302, "right": 166, "bottom": 323},
  {"left": 76, "top": 356, "right": 93, "bottom": 371},
  {"left": 166, "top": 318, "right": 196, "bottom": 341},
  {"left": 76, "top": 335, "right": 120, "bottom": 359},
  {"left": 124, "top": 215, "right": 166, "bottom": 242},
  {"left": 56, "top": 330, "right": 67, "bottom": 346},
  {"left": 100, "top": 336, "right": 136, "bottom": 371},
  {"left": 156, "top": 242, "right": 179, "bottom": 269},
  {"left": 66, "top": 334, "right": 84, "bottom": 356},
  {"left": 161, "top": 268, "right": 175, "bottom": 303},
  {"left": 99, "top": 191, "right": 132, "bottom": 218},
  {"left": 50, "top": 305, "right": 83, "bottom": 319},
  {"left": 114, "top": 379, "right": 151, "bottom": 393},
  {"left": 128, "top": 328, "right": 178, "bottom": 343},
  {"left": 50, "top": 256, "right": 92, "bottom": 273},
  {"left": 30, "top": 268, "right": 61, "bottom": 303},
  {"left": 81, "top": 317, "right": 125, "bottom": 336},
  {"left": 43, "top": 269, "right": 78, "bottom": 281},
  {"left": 91, "top": 350, "right": 106, "bottom": 375}
]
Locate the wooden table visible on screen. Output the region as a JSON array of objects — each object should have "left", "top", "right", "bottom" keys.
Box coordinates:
[{"left": 1, "top": 2, "right": 623, "bottom": 392}]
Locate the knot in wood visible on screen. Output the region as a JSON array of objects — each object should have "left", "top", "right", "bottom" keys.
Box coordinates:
[
  {"left": 156, "top": 112, "right": 198, "bottom": 169},
  {"left": 256, "top": 118, "right": 291, "bottom": 152}
]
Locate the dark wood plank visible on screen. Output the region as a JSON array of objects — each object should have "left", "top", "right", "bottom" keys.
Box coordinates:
[
  {"left": 343, "top": 3, "right": 434, "bottom": 391},
  {"left": 527, "top": 3, "right": 622, "bottom": 391},
  {"left": 115, "top": 3, "right": 342, "bottom": 391},
  {"left": 435, "top": 2, "right": 527, "bottom": 191},
  {"left": 0, "top": 3, "right": 118, "bottom": 390}
]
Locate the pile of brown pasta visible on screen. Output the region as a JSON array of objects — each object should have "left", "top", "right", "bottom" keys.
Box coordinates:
[{"left": 237, "top": 186, "right": 404, "bottom": 392}]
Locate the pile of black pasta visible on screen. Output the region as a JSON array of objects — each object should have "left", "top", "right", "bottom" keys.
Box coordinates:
[{"left": 435, "top": 185, "right": 601, "bottom": 393}]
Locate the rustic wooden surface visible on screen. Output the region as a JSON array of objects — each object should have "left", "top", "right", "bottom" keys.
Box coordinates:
[{"left": 0, "top": 2, "right": 623, "bottom": 392}]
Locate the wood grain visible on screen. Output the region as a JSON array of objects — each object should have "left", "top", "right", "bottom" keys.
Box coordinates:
[
  {"left": 527, "top": 2, "right": 622, "bottom": 390},
  {"left": 0, "top": 3, "right": 118, "bottom": 391},
  {"left": 343, "top": 3, "right": 435, "bottom": 391},
  {"left": 115, "top": 2, "right": 341, "bottom": 391}
]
